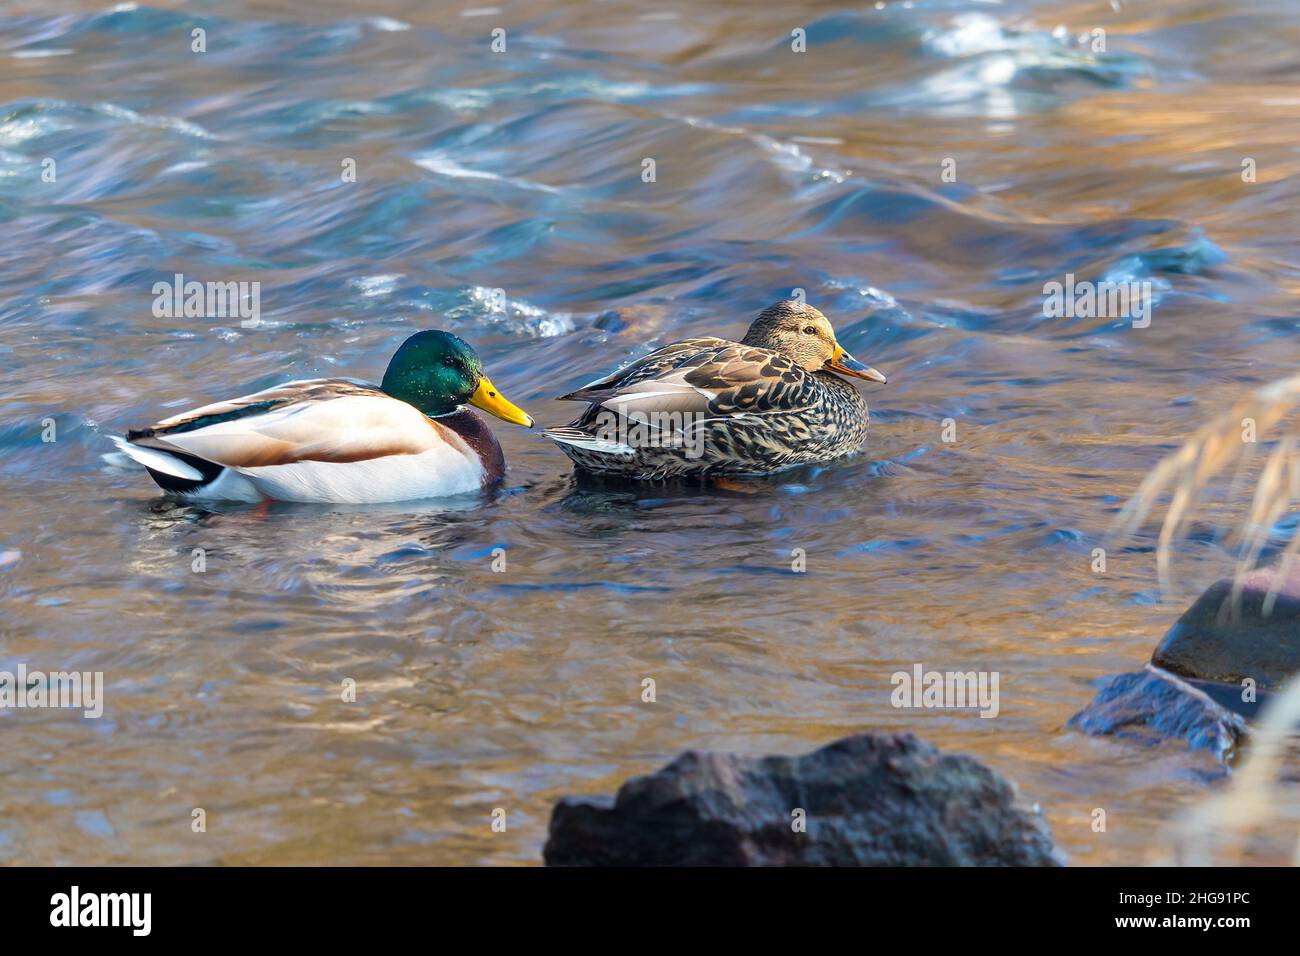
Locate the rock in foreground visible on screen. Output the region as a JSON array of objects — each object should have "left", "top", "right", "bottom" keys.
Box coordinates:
[{"left": 544, "top": 732, "right": 1063, "bottom": 866}]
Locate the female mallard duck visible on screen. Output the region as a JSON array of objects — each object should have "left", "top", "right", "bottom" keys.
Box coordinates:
[
  {"left": 543, "top": 300, "right": 887, "bottom": 478},
  {"left": 113, "top": 330, "right": 534, "bottom": 503}
]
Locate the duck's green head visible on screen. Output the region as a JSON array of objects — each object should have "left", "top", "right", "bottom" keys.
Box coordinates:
[{"left": 381, "top": 330, "right": 534, "bottom": 427}]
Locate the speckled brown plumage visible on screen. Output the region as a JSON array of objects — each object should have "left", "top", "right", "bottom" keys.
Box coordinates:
[{"left": 544, "top": 302, "right": 885, "bottom": 478}]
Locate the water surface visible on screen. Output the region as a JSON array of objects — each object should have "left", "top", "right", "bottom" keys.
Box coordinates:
[{"left": 2, "top": 0, "right": 1299, "bottom": 864}]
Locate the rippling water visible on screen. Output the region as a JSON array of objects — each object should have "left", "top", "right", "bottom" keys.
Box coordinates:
[{"left": 2, "top": 0, "right": 1299, "bottom": 865}]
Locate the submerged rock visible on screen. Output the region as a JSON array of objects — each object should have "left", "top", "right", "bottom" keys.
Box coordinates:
[
  {"left": 1069, "top": 665, "right": 1248, "bottom": 761},
  {"left": 544, "top": 732, "right": 1063, "bottom": 866},
  {"left": 1073, "top": 564, "right": 1299, "bottom": 757}
]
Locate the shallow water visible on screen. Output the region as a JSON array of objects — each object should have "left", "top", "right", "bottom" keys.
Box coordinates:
[{"left": 1, "top": 0, "right": 1299, "bottom": 865}]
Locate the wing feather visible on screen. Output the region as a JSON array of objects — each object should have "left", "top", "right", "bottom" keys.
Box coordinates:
[{"left": 558, "top": 341, "right": 813, "bottom": 420}]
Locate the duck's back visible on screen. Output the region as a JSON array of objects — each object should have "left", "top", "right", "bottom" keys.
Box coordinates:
[{"left": 545, "top": 339, "right": 872, "bottom": 478}]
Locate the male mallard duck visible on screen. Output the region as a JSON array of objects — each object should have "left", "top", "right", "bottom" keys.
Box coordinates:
[
  {"left": 113, "top": 331, "right": 533, "bottom": 503},
  {"left": 543, "top": 300, "right": 887, "bottom": 477}
]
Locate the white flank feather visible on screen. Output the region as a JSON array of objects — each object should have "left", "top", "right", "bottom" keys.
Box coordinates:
[
  {"left": 233, "top": 446, "right": 484, "bottom": 503},
  {"left": 542, "top": 430, "right": 636, "bottom": 456},
  {"left": 111, "top": 435, "right": 204, "bottom": 481}
]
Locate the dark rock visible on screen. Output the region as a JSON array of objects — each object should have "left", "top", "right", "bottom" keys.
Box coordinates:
[
  {"left": 1153, "top": 565, "right": 1300, "bottom": 690},
  {"left": 544, "top": 732, "right": 1063, "bottom": 866},
  {"left": 592, "top": 310, "right": 627, "bottom": 333},
  {"left": 1070, "top": 565, "right": 1300, "bottom": 758},
  {"left": 1068, "top": 665, "right": 1248, "bottom": 761}
]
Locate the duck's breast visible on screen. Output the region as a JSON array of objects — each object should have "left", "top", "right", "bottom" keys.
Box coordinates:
[
  {"left": 436, "top": 409, "right": 506, "bottom": 485},
  {"left": 231, "top": 407, "right": 496, "bottom": 504}
]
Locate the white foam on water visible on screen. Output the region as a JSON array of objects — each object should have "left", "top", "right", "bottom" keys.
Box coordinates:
[
  {"left": 456, "top": 286, "right": 576, "bottom": 339},
  {"left": 413, "top": 150, "right": 559, "bottom": 194},
  {"left": 12, "top": 49, "right": 74, "bottom": 59},
  {"left": 94, "top": 102, "right": 213, "bottom": 139},
  {"left": 365, "top": 17, "right": 410, "bottom": 32},
  {"left": 350, "top": 274, "right": 403, "bottom": 298}
]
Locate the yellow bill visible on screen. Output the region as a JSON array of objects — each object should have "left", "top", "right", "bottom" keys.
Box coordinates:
[
  {"left": 827, "top": 344, "right": 887, "bottom": 384},
  {"left": 470, "top": 376, "right": 534, "bottom": 428}
]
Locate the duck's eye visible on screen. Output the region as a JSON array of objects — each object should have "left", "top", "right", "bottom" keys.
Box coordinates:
[{"left": 803, "top": 326, "right": 817, "bottom": 335}]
